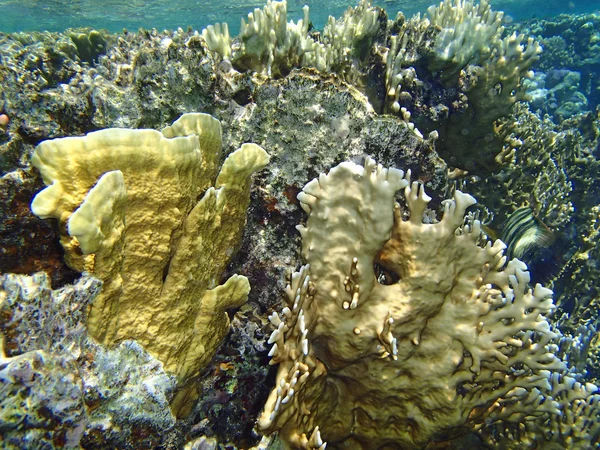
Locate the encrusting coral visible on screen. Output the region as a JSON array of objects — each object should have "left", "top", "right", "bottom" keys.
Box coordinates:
[
  {"left": 29, "top": 112, "right": 269, "bottom": 416},
  {"left": 258, "top": 157, "right": 582, "bottom": 449}
]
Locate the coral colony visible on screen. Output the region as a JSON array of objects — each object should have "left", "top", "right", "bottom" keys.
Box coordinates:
[{"left": 1, "top": 0, "right": 600, "bottom": 449}]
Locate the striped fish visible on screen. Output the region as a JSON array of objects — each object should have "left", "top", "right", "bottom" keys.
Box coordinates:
[{"left": 501, "top": 207, "right": 559, "bottom": 283}]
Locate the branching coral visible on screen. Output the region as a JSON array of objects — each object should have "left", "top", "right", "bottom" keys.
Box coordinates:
[
  {"left": 234, "top": 0, "right": 312, "bottom": 76},
  {"left": 30, "top": 112, "right": 269, "bottom": 416},
  {"left": 202, "top": 0, "right": 541, "bottom": 170},
  {"left": 461, "top": 103, "right": 573, "bottom": 230},
  {"left": 480, "top": 372, "right": 600, "bottom": 449},
  {"left": 202, "top": 0, "right": 381, "bottom": 78},
  {"left": 384, "top": 14, "right": 434, "bottom": 113},
  {"left": 420, "top": 0, "right": 542, "bottom": 172},
  {"left": 258, "top": 157, "right": 569, "bottom": 449},
  {"left": 426, "top": 0, "right": 505, "bottom": 82}
]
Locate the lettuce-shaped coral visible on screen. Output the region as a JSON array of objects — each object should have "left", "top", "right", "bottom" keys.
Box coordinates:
[
  {"left": 259, "top": 157, "right": 565, "bottom": 449},
  {"left": 30, "top": 113, "right": 269, "bottom": 416}
]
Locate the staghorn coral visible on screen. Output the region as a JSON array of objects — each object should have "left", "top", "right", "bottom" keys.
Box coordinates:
[
  {"left": 29, "top": 112, "right": 269, "bottom": 416},
  {"left": 258, "top": 157, "right": 567, "bottom": 449}
]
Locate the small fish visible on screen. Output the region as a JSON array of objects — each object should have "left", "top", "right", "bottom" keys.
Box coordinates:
[{"left": 500, "top": 207, "right": 560, "bottom": 283}]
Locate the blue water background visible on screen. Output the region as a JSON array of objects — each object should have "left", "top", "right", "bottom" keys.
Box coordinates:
[{"left": 1, "top": 0, "right": 599, "bottom": 34}]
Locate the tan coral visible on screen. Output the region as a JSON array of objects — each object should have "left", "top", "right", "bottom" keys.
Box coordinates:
[
  {"left": 427, "top": 0, "right": 505, "bottom": 82},
  {"left": 480, "top": 372, "right": 600, "bottom": 449},
  {"left": 259, "top": 157, "right": 565, "bottom": 449},
  {"left": 30, "top": 113, "right": 269, "bottom": 416},
  {"left": 201, "top": 0, "right": 381, "bottom": 80}
]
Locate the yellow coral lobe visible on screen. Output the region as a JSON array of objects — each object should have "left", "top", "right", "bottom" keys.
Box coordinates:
[{"left": 30, "top": 113, "right": 269, "bottom": 416}]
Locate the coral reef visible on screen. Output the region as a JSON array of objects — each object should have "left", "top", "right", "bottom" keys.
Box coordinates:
[
  {"left": 423, "top": 0, "right": 541, "bottom": 172},
  {"left": 0, "top": 17, "right": 447, "bottom": 442},
  {"left": 513, "top": 12, "right": 600, "bottom": 112},
  {"left": 461, "top": 103, "right": 573, "bottom": 231},
  {"left": 0, "top": 1, "right": 599, "bottom": 448},
  {"left": 463, "top": 104, "right": 600, "bottom": 368},
  {"left": 201, "top": 0, "right": 540, "bottom": 173}
]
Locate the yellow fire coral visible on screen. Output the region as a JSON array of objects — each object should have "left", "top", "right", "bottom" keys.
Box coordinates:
[
  {"left": 258, "top": 157, "right": 564, "bottom": 449},
  {"left": 30, "top": 113, "right": 269, "bottom": 416}
]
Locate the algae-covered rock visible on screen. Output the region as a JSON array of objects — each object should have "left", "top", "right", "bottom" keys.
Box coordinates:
[{"left": 0, "top": 273, "right": 179, "bottom": 449}]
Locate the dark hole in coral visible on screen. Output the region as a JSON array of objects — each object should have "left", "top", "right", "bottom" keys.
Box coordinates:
[
  {"left": 374, "top": 263, "right": 400, "bottom": 285},
  {"left": 456, "top": 381, "right": 477, "bottom": 396},
  {"left": 501, "top": 317, "right": 515, "bottom": 326},
  {"left": 511, "top": 361, "right": 525, "bottom": 372},
  {"left": 232, "top": 87, "right": 253, "bottom": 106},
  {"left": 161, "top": 260, "right": 170, "bottom": 283}
]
